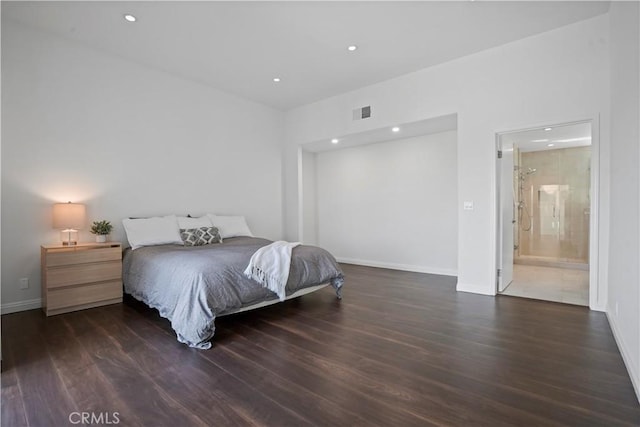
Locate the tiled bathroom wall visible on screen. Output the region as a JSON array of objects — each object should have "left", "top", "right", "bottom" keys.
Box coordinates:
[{"left": 517, "top": 146, "right": 591, "bottom": 264}]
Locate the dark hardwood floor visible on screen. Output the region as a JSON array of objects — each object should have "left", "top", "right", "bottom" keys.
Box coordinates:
[{"left": 2, "top": 264, "right": 639, "bottom": 426}]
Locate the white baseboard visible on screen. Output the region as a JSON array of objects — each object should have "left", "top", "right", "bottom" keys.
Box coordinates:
[
  {"left": 456, "top": 282, "right": 496, "bottom": 296},
  {"left": 1, "top": 298, "right": 42, "bottom": 315},
  {"left": 336, "top": 257, "right": 457, "bottom": 277},
  {"left": 606, "top": 309, "right": 640, "bottom": 403}
]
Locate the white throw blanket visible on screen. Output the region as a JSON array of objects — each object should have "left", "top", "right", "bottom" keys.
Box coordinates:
[{"left": 244, "top": 241, "right": 301, "bottom": 301}]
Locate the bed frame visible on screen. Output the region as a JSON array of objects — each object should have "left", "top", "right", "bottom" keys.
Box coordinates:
[{"left": 218, "top": 283, "right": 330, "bottom": 316}]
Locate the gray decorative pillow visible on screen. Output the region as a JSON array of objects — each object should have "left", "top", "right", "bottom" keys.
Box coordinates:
[
  {"left": 180, "top": 227, "right": 223, "bottom": 246},
  {"left": 195, "top": 227, "right": 223, "bottom": 244}
]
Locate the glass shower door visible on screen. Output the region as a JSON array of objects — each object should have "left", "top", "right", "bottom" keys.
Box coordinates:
[{"left": 535, "top": 185, "right": 569, "bottom": 258}]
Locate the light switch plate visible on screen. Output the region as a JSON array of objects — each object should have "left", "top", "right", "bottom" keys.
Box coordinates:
[{"left": 463, "top": 201, "right": 474, "bottom": 210}]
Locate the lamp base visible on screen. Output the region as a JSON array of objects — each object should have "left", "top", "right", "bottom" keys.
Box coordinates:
[{"left": 61, "top": 229, "right": 79, "bottom": 246}]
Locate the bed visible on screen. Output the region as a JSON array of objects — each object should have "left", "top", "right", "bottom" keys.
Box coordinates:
[{"left": 123, "top": 236, "right": 344, "bottom": 349}]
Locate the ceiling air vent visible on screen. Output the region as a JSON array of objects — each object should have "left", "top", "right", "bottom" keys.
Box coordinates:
[{"left": 352, "top": 105, "right": 371, "bottom": 120}]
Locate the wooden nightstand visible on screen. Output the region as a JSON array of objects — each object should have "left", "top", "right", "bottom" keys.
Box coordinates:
[{"left": 41, "top": 242, "right": 123, "bottom": 316}]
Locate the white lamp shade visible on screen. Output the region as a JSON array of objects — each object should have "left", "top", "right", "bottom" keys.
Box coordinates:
[{"left": 52, "top": 203, "right": 86, "bottom": 230}]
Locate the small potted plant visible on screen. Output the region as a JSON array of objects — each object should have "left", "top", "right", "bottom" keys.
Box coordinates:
[{"left": 90, "top": 220, "right": 113, "bottom": 243}]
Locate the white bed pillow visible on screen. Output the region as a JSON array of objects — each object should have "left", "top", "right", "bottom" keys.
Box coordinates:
[
  {"left": 122, "top": 215, "right": 184, "bottom": 250},
  {"left": 207, "top": 214, "right": 253, "bottom": 239},
  {"left": 177, "top": 215, "right": 213, "bottom": 229}
]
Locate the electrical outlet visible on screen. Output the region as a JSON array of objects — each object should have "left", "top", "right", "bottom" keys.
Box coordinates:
[{"left": 19, "top": 277, "right": 29, "bottom": 290}]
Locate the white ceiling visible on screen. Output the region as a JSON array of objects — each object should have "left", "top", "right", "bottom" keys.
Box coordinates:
[
  {"left": 501, "top": 122, "right": 592, "bottom": 152},
  {"left": 3, "top": 1, "right": 610, "bottom": 111},
  {"left": 303, "top": 113, "right": 457, "bottom": 153}
]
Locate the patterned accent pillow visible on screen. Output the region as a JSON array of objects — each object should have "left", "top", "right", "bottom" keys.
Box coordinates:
[
  {"left": 195, "top": 227, "right": 223, "bottom": 244},
  {"left": 180, "top": 227, "right": 222, "bottom": 246}
]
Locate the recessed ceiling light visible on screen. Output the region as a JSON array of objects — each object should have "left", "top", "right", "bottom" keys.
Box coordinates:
[
  {"left": 544, "top": 127, "right": 552, "bottom": 131},
  {"left": 124, "top": 14, "right": 137, "bottom": 22},
  {"left": 273, "top": 77, "right": 281, "bottom": 82},
  {"left": 331, "top": 138, "right": 339, "bottom": 144},
  {"left": 547, "top": 143, "right": 555, "bottom": 147},
  {"left": 347, "top": 45, "right": 358, "bottom": 52},
  {"left": 532, "top": 139, "right": 549, "bottom": 142},
  {"left": 391, "top": 127, "right": 400, "bottom": 132},
  {"left": 553, "top": 137, "right": 591, "bottom": 143}
]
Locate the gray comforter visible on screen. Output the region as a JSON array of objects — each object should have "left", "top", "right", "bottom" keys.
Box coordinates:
[{"left": 123, "top": 237, "right": 344, "bottom": 349}]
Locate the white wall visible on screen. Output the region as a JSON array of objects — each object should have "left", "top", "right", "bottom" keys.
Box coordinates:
[
  {"left": 301, "top": 150, "right": 317, "bottom": 245},
  {"left": 314, "top": 131, "right": 457, "bottom": 275},
  {"left": 607, "top": 1, "right": 640, "bottom": 400},
  {"left": 1, "top": 5, "right": 3, "bottom": 357},
  {"left": 1, "top": 21, "right": 284, "bottom": 312},
  {"left": 284, "top": 15, "right": 610, "bottom": 299}
]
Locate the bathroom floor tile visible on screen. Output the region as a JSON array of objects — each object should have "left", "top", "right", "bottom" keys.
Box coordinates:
[{"left": 501, "top": 264, "right": 589, "bottom": 306}]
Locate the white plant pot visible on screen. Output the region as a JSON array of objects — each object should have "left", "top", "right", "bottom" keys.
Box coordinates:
[{"left": 95, "top": 235, "right": 107, "bottom": 243}]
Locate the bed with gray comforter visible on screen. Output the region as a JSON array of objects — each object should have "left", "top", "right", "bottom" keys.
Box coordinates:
[{"left": 123, "top": 237, "right": 344, "bottom": 349}]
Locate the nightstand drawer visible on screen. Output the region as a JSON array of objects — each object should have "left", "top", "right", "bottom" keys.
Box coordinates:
[
  {"left": 42, "top": 242, "right": 123, "bottom": 316},
  {"left": 47, "top": 280, "right": 122, "bottom": 311},
  {"left": 46, "top": 247, "right": 121, "bottom": 267},
  {"left": 47, "top": 261, "right": 122, "bottom": 288}
]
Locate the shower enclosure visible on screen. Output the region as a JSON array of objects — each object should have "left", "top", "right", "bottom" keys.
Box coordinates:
[{"left": 514, "top": 146, "right": 591, "bottom": 268}]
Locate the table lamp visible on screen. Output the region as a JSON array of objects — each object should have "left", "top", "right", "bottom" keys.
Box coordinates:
[{"left": 53, "top": 202, "right": 86, "bottom": 246}]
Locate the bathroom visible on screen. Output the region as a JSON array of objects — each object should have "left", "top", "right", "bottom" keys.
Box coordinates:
[{"left": 499, "top": 122, "right": 592, "bottom": 305}]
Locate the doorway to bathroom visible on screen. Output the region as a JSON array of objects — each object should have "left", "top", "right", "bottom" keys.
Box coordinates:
[{"left": 497, "top": 121, "right": 592, "bottom": 306}]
